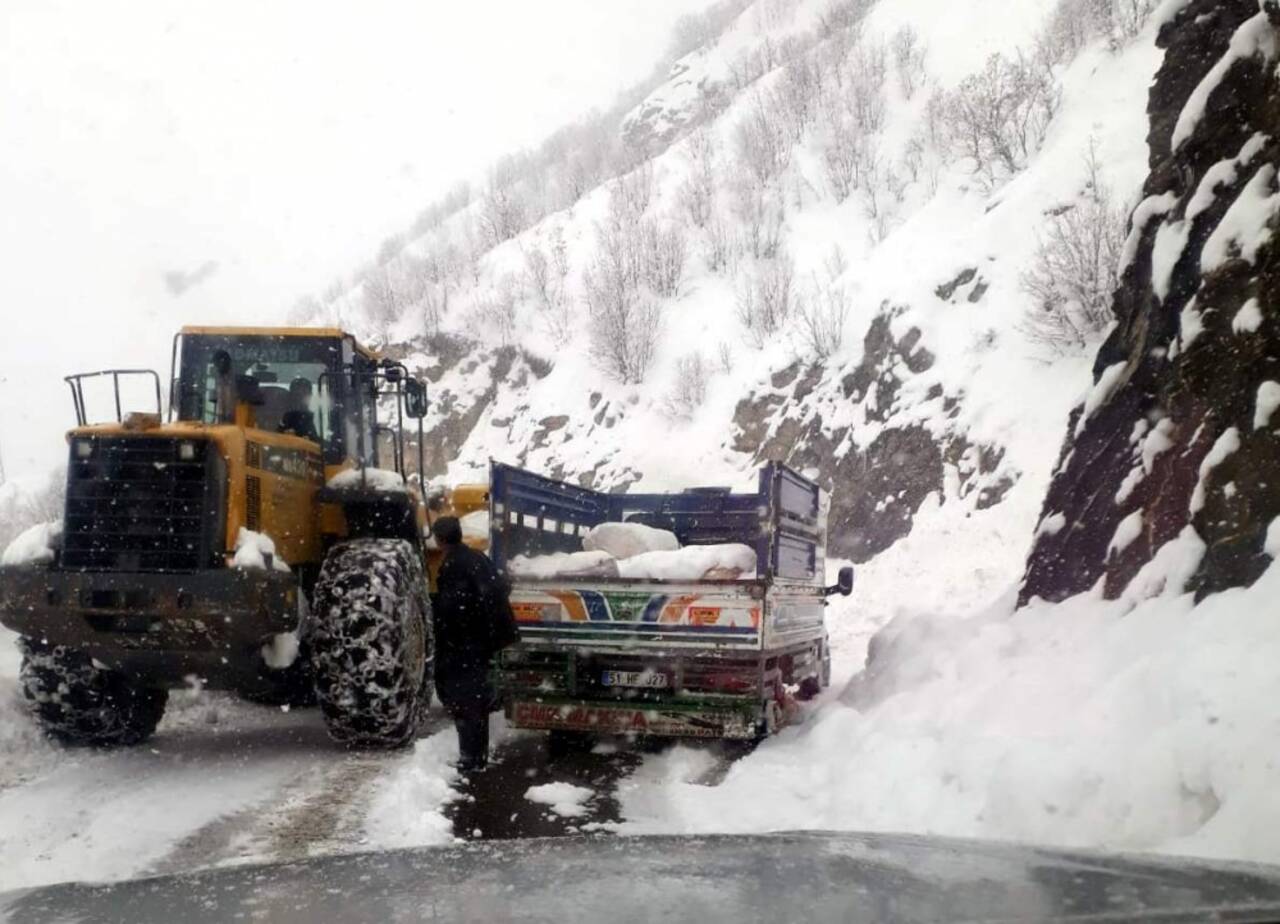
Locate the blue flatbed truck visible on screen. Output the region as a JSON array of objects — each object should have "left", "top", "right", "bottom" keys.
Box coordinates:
[{"left": 488, "top": 462, "right": 852, "bottom": 742}]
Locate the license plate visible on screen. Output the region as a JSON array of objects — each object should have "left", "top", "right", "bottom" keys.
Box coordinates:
[{"left": 601, "top": 670, "right": 669, "bottom": 689}]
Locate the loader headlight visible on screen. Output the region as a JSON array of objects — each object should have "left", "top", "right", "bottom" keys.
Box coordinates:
[
  {"left": 177, "top": 441, "right": 197, "bottom": 461},
  {"left": 73, "top": 439, "right": 93, "bottom": 459}
]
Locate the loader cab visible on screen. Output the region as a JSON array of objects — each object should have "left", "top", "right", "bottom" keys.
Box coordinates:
[{"left": 171, "top": 327, "right": 379, "bottom": 468}]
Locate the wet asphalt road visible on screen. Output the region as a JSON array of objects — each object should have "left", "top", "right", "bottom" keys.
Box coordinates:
[
  {"left": 446, "top": 731, "right": 758, "bottom": 841},
  {"left": 447, "top": 734, "right": 646, "bottom": 840}
]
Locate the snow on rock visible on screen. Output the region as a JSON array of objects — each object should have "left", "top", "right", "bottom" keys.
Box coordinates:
[
  {"left": 582, "top": 522, "right": 680, "bottom": 560},
  {"left": 619, "top": 554, "right": 1280, "bottom": 864},
  {"left": 615, "top": 544, "right": 757, "bottom": 581},
  {"left": 1035, "top": 512, "right": 1066, "bottom": 537},
  {"left": 260, "top": 632, "right": 299, "bottom": 669},
  {"left": 326, "top": 467, "right": 407, "bottom": 493},
  {"left": 1201, "top": 163, "right": 1280, "bottom": 273},
  {"left": 507, "top": 550, "right": 615, "bottom": 579},
  {"left": 1171, "top": 12, "right": 1276, "bottom": 151},
  {"left": 526, "top": 781, "right": 594, "bottom": 818},
  {"left": 1120, "top": 192, "right": 1179, "bottom": 273},
  {"left": 1108, "top": 510, "right": 1144, "bottom": 556},
  {"left": 1075, "top": 362, "right": 1129, "bottom": 437},
  {"left": 232, "top": 528, "right": 291, "bottom": 573},
  {"left": 1189, "top": 427, "right": 1242, "bottom": 514},
  {"left": 0, "top": 520, "right": 61, "bottom": 566},
  {"left": 1255, "top": 382, "right": 1280, "bottom": 430},
  {"left": 1186, "top": 134, "right": 1268, "bottom": 223},
  {"left": 1267, "top": 517, "right": 1280, "bottom": 558},
  {"left": 1233, "top": 298, "right": 1264, "bottom": 333}
]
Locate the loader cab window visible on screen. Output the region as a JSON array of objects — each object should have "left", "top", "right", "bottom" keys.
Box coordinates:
[
  {"left": 176, "top": 334, "right": 341, "bottom": 460},
  {"left": 341, "top": 352, "right": 380, "bottom": 469}
]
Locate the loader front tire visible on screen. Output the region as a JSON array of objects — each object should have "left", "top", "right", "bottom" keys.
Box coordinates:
[
  {"left": 18, "top": 639, "right": 167, "bottom": 747},
  {"left": 309, "top": 538, "right": 432, "bottom": 748}
]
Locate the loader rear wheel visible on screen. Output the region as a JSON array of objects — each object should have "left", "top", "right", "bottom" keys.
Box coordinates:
[
  {"left": 309, "top": 538, "right": 432, "bottom": 748},
  {"left": 18, "top": 639, "right": 167, "bottom": 747}
]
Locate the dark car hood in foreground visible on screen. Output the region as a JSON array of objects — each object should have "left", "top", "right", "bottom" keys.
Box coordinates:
[{"left": 4, "top": 831, "right": 1280, "bottom": 923}]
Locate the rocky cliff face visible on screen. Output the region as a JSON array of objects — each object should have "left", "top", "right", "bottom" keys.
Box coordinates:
[
  {"left": 1022, "top": 0, "right": 1280, "bottom": 603},
  {"left": 730, "top": 304, "right": 1016, "bottom": 563}
]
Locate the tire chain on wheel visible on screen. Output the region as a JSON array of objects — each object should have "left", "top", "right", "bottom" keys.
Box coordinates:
[
  {"left": 309, "top": 538, "right": 432, "bottom": 748},
  {"left": 18, "top": 639, "right": 167, "bottom": 747}
]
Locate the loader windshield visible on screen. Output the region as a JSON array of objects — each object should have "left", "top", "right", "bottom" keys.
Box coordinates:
[{"left": 175, "top": 333, "right": 341, "bottom": 458}]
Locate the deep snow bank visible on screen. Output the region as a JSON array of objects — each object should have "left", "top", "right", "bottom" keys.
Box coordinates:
[{"left": 619, "top": 523, "right": 1280, "bottom": 863}]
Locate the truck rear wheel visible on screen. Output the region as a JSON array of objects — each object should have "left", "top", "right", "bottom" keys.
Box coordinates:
[
  {"left": 18, "top": 639, "right": 167, "bottom": 747},
  {"left": 309, "top": 538, "right": 432, "bottom": 748}
]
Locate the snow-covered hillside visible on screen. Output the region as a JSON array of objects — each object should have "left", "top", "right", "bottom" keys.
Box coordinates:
[{"left": 304, "top": 0, "right": 1161, "bottom": 622}]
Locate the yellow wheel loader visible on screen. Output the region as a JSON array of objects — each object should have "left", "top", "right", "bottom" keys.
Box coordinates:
[{"left": 0, "top": 326, "right": 485, "bottom": 749}]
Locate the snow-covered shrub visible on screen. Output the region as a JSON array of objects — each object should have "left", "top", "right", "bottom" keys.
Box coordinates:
[
  {"left": 732, "top": 180, "right": 786, "bottom": 261},
  {"left": 848, "top": 40, "right": 888, "bottom": 132},
  {"left": 775, "top": 56, "right": 823, "bottom": 142},
  {"left": 734, "top": 95, "right": 792, "bottom": 185},
  {"left": 582, "top": 194, "right": 662, "bottom": 383},
  {"left": 816, "top": 0, "right": 875, "bottom": 39},
  {"left": 818, "top": 99, "right": 864, "bottom": 202},
  {"left": 891, "top": 25, "right": 928, "bottom": 98},
  {"left": 478, "top": 155, "right": 532, "bottom": 248},
  {"left": 1020, "top": 158, "right": 1127, "bottom": 354},
  {"left": 1103, "top": 0, "right": 1157, "bottom": 43},
  {"left": 945, "top": 52, "right": 1061, "bottom": 191},
  {"left": 704, "top": 215, "right": 739, "bottom": 274},
  {"left": 736, "top": 253, "right": 796, "bottom": 348},
  {"left": 471, "top": 277, "right": 519, "bottom": 346},
  {"left": 639, "top": 219, "right": 687, "bottom": 298},
  {"left": 614, "top": 160, "right": 655, "bottom": 220},
  {"left": 678, "top": 128, "right": 718, "bottom": 229},
  {"left": 522, "top": 234, "right": 572, "bottom": 346},
  {"left": 794, "top": 249, "right": 851, "bottom": 358},
  {"left": 716, "top": 341, "right": 735, "bottom": 374},
  {"left": 665, "top": 352, "right": 710, "bottom": 419}
]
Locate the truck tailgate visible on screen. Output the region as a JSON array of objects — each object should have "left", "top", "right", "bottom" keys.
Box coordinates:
[{"left": 509, "top": 580, "right": 763, "bottom": 651}]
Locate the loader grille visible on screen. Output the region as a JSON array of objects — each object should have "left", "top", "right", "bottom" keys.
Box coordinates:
[{"left": 61, "top": 437, "right": 226, "bottom": 573}]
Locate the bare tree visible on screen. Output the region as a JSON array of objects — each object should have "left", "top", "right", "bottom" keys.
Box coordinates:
[
  {"left": 945, "top": 52, "right": 1061, "bottom": 190},
  {"left": 704, "top": 215, "right": 739, "bottom": 274},
  {"left": 639, "top": 219, "right": 687, "bottom": 297},
  {"left": 794, "top": 253, "right": 851, "bottom": 357},
  {"left": 615, "top": 160, "right": 655, "bottom": 219},
  {"left": 472, "top": 277, "right": 519, "bottom": 347},
  {"left": 891, "top": 26, "right": 928, "bottom": 98},
  {"left": 717, "top": 340, "right": 735, "bottom": 374},
  {"left": 775, "top": 56, "right": 823, "bottom": 142},
  {"left": 522, "top": 242, "right": 572, "bottom": 346},
  {"left": 732, "top": 180, "right": 786, "bottom": 260},
  {"left": 665, "top": 352, "right": 710, "bottom": 419},
  {"left": 478, "top": 156, "right": 532, "bottom": 248},
  {"left": 1019, "top": 146, "right": 1127, "bottom": 353},
  {"left": 734, "top": 95, "right": 792, "bottom": 185},
  {"left": 678, "top": 128, "right": 718, "bottom": 228},
  {"left": 736, "top": 253, "right": 796, "bottom": 348},
  {"left": 582, "top": 195, "right": 663, "bottom": 383}
]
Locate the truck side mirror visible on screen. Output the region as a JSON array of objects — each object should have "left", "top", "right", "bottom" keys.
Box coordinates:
[
  {"left": 825, "top": 565, "right": 854, "bottom": 597},
  {"left": 404, "top": 379, "right": 428, "bottom": 418}
]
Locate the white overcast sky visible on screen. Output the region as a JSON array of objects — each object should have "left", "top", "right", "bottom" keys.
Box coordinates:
[{"left": 0, "top": 0, "right": 711, "bottom": 484}]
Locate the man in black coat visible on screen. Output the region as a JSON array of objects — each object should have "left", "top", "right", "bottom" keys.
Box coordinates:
[{"left": 430, "top": 516, "right": 518, "bottom": 771}]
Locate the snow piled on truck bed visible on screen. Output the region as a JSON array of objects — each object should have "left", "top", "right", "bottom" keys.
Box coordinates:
[{"left": 618, "top": 529, "right": 1280, "bottom": 864}]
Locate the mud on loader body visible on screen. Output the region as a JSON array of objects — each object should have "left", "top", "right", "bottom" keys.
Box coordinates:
[{"left": 0, "top": 326, "right": 484, "bottom": 749}]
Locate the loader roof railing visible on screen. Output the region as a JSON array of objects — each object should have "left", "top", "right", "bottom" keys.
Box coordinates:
[{"left": 64, "top": 369, "right": 163, "bottom": 427}]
